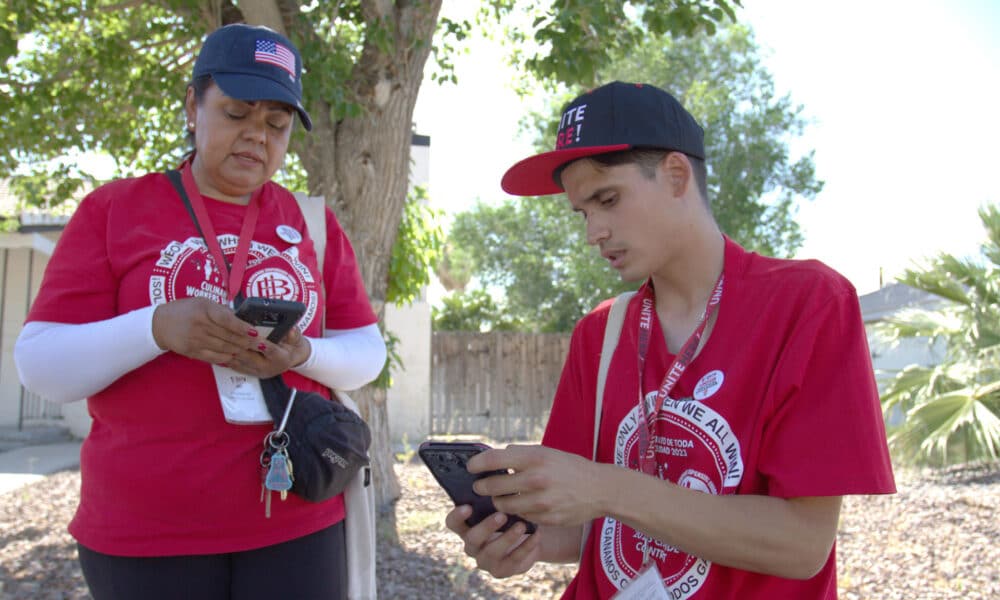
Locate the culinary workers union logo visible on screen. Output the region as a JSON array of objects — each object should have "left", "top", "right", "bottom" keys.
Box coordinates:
[
  {"left": 601, "top": 392, "right": 744, "bottom": 598},
  {"left": 148, "top": 236, "right": 320, "bottom": 332}
]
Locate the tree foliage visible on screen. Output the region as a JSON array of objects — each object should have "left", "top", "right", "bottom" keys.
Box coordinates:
[
  {"left": 439, "top": 23, "right": 821, "bottom": 332},
  {"left": 875, "top": 204, "right": 1000, "bottom": 466},
  {"left": 387, "top": 185, "right": 444, "bottom": 306},
  {"left": 1, "top": 0, "right": 739, "bottom": 508},
  {"left": 533, "top": 23, "right": 822, "bottom": 257},
  {"left": 438, "top": 196, "right": 632, "bottom": 331},
  {"left": 432, "top": 289, "right": 523, "bottom": 332}
]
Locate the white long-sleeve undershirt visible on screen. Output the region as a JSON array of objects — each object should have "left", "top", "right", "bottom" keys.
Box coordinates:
[{"left": 14, "top": 306, "right": 386, "bottom": 404}]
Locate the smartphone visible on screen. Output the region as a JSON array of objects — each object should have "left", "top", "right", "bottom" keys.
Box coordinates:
[
  {"left": 233, "top": 296, "right": 306, "bottom": 343},
  {"left": 418, "top": 440, "right": 537, "bottom": 534}
]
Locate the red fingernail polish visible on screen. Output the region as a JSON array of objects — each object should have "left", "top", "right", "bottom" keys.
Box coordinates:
[
  {"left": 257, "top": 343, "right": 267, "bottom": 352},
  {"left": 248, "top": 329, "right": 258, "bottom": 337}
]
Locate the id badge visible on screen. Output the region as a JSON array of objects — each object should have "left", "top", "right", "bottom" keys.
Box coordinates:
[
  {"left": 611, "top": 563, "right": 670, "bottom": 599},
  {"left": 211, "top": 365, "right": 272, "bottom": 424}
]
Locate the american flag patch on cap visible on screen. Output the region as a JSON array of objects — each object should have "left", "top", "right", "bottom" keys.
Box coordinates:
[{"left": 254, "top": 39, "right": 296, "bottom": 79}]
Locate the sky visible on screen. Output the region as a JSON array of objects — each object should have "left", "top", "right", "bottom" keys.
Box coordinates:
[{"left": 412, "top": 0, "right": 1000, "bottom": 297}]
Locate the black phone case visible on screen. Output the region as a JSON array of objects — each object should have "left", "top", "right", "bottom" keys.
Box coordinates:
[
  {"left": 418, "top": 441, "right": 536, "bottom": 534},
  {"left": 234, "top": 297, "right": 306, "bottom": 343}
]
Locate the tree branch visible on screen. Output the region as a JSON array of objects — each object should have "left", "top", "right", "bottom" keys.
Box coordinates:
[
  {"left": 239, "top": 0, "right": 286, "bottom": 33},
  {"left": 360, "top": 0, "right": 393, "bottom": 23}
]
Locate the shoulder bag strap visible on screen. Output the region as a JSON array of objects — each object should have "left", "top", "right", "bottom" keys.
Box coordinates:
[
  {"left": 293, "top": 192, "right": 327, "bottom": 274},
  {"left": 580, "top": 290, "right": 635, "bottom": 562},
  {"left": 292, "top": 191, "right": 377, "bottom": 599},
  {"left": 292, "top": 192, "right": 327, "bottom": 334},
  {"left": 593, "top": 291, "right": 635, "bottom": 460},
  {"left": 166, "top": 170, "right": 207, "bottom": 241}
]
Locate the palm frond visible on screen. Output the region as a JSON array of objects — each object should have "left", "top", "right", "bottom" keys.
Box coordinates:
[
  {"left": 899, "top": 264, "right": 971, "bottom": 306},
  {"left": 878, "top": 202, "right": 1000, "bottom": 467},
  {"left": 876, "top": 307, "right": 962, "bottom": 342}
]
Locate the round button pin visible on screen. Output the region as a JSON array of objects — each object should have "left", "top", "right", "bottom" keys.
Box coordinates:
[{"left": 276, "top": 225, "right": 302, "bottom": 244}]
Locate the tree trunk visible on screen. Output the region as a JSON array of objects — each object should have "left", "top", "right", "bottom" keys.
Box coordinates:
[{"left": 241, "top": 0, "right": 443, "bottom": 510}]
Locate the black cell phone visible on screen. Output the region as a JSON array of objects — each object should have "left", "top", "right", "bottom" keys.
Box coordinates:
[
  {"left": 418, "top": 440, "right": 537, "bottom": 534},
  {"left": 233, "top": 296, "right": 306, "bottom": 343}
]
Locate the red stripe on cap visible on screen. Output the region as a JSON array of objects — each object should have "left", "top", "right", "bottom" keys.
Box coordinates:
[{"left": 501, "top": 144, "right": 630, "bottom": 196}]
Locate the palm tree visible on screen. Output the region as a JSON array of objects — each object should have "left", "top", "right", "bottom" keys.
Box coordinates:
[{"left": 876, "top": 204, "right": 1000, "bottom": 466}]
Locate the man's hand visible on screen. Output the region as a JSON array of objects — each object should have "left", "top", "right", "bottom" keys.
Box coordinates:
[
  {"left": 443, "top": 445, "right": 600, "bottom": 576},
  {"left": 444, "top": 505, "right": 542, "bottom": 578},
  {"left": 468, "top": 444, "right": 605, "bottom": 528}
]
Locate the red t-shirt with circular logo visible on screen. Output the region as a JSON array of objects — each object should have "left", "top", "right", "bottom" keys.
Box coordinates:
[
  {"left": 543, "top": 237, "right": 895, "bottom": 599},
  {"left": 27, "top": 173, "right": 377, "bottom": 556}
]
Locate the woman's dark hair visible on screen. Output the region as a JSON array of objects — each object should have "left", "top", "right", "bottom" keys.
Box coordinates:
[
  {"left": 185, "top": 75, "right": 214, "bottom": 151},
  {"left": 553, "top": 148, "right": 709, "bottom": 209}
]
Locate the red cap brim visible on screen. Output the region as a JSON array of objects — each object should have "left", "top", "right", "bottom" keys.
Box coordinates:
[{"left": 501, "top": 144, "right": 630, "bottom": 196}]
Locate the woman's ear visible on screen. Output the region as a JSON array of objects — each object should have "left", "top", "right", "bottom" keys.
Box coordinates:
[
  {"left": 184, "top": 87, "right": 198, "bottom": 130},
  {"left": 660, "top": 151, "right": 693, "bottom": 198}
]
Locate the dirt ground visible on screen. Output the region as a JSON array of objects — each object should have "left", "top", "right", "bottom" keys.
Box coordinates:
[{"left": 1, "top": 459, "right": 997, "bottom": 599}]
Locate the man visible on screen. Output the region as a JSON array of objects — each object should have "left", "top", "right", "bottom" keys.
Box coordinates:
[{"left": 444, "top": 81, "right": 895, "bottom": 599}]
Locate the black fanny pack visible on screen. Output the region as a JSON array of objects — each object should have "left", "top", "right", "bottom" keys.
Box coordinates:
[{"left": 260, "top": 376, "right": 371, "bottom": 503}]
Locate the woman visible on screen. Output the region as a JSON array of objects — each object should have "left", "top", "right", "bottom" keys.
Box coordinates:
[{"left": 14, "top": 24, "right": 385, "bottom": 600}]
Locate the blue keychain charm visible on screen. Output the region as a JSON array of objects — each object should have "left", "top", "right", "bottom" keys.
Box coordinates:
[{"left": 265, "top": 450, "right": 294, "bottom": 492}]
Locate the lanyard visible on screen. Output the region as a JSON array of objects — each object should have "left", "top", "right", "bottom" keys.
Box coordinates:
[
  {"left": 632, "top": 274, "right": 723, "bottom": 566},
  {"left": 179, "top": 162, "right": 262, "bottom": 303},
  {"left": 635, "top": 274, "right": 724, "bottom": 477}
]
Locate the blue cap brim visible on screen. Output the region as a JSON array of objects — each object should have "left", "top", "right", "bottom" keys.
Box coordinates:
[{"left": 212, "top": 72, "right": 313, "bottom": 131}]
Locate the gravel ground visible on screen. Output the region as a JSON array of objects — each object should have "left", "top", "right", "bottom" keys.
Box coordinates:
[{"left": 1, "top": 457, "right": 997, "bottom": 599}]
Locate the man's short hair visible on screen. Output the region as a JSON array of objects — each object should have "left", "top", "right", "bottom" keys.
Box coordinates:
[{"left": 552, "top": 149, "right": 709, "bottom": 208}]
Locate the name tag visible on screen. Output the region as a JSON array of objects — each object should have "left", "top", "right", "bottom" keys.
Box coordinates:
[
  {"left": 612, "top": 563, "right": 670, "bottom": 599},
  {"left": 212, "top": 365, "right": 272, "bottom": 424}
]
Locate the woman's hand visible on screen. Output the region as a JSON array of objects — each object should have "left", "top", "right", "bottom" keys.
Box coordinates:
[
  {"left": 226, "top": 326, "right": 312, "bottom": 379},
  {"left": 153, "top": 297, "right": 311, "bottom": 377},
  {"left": 152, "top": 297, "right": 259, "bottom": 364}
]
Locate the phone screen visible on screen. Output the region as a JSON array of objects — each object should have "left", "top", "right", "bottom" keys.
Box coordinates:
[{"left": 418, "top": 441, "right": 536, "bottom": 534}]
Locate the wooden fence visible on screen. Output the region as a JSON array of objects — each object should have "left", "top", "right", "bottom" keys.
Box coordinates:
[{"left": 431, "top": 331, "right": 571, "bottom": 441}]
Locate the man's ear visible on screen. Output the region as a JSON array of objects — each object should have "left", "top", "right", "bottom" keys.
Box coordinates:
[{"left": 660, "top": 152, "right": 693, "bottom": 198}]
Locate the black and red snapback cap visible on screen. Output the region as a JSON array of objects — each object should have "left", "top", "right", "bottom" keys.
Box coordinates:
[{"left": 501, "top": 81, "right": 704, "bottom": 196}]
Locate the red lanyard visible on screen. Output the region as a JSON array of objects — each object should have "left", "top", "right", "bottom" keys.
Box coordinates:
[
  {"left": 635, "top": 275, "right": 724, "bottom": 476},
  {"left": 179, "top": 162, "right": 261, "bottom": 304}
]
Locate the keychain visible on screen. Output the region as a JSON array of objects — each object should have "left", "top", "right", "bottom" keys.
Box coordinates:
[{"left": 259, "top": 390, "right": 297, "bottom": 518}]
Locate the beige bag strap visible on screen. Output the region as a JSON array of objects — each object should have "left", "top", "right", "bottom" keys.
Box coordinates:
[
  {"left": 593, "top": 291, "right": 635, "bottom": 460},
  {"left": 293, "top": 192, "right": 327, "bottom": 274},
  {"left": 580, "top": 290, "right": 635, "bottom": 561},
  {"left": 336, "top": 390, "right": 378, "bottom": 599},
  {"left": 293, "top": 191, "right": 377, "bottom": 599},
  {"left": 293, "top": 192, "right": 326, "bottom": 333}
]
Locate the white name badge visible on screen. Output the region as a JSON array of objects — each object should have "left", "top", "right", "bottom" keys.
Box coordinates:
[
  {"left": 211, "top": 365, "right": 272, "bottom": 424},
  {"left": 612, "top": 563, "right": 670, "bottom": 600}
]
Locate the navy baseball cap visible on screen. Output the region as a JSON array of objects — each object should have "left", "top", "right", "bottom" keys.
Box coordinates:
[
  {"left": 193, "top": 24, "right": 312, "bottom": 131},
  {"left": 501, "top": 82, "right": 704, "bottom": 196}
]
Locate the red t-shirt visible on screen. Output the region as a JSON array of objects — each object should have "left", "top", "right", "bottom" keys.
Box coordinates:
[
  {"left": 543, "top": 237, "right": 895, "bottom": 599},
  {"left": 27, "top": 172, "right": 377, "bottom": 556}
]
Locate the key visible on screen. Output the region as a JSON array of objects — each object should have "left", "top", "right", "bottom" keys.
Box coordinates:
[
  {"left": 280, "top": 454, "right": 294, "bottom": 501},
  {"left": 259, "top": 447, "right": 272, "bottom": 503},
  {"left": 264, "top": 488, "right": 272, "bottom": 518}
]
